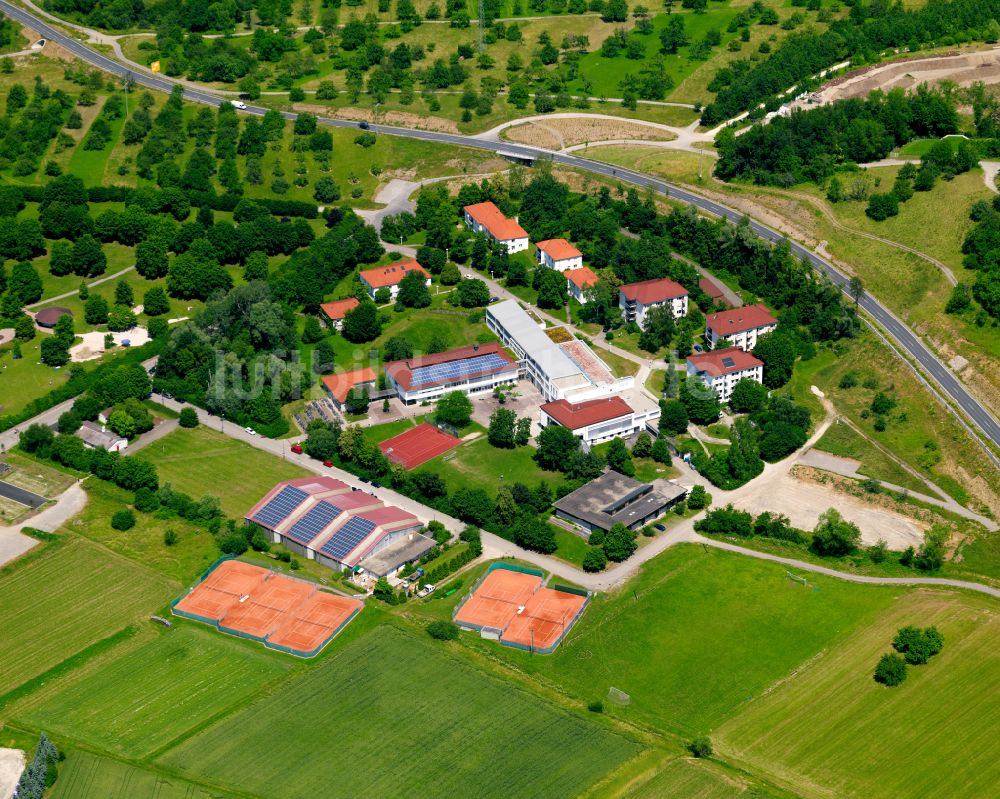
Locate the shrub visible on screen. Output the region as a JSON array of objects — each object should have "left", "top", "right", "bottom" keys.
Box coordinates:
[
  {"left": 110, "top": 509, "right": 136, "bottom": 530},
  {"left": 587, "top": 700, "right": 604, "bottom": 713},
  {"left": 892, "top": 625, "right": 944, "bottom": 665},
  {"left": 686, "top": 484, "right": 711, "bottom": 510},
  {"left": 687, "top": 737, "right": 713, "bottom": 758},
  {"left": 133, "top": 486, "right": 160, "bottom": 512},
  {"left": 163, "top": 529, "right": 178, "bottom": 546},
  {"left": 582, "top": 547, "right": 608, "bottom": 573},
  {"left": 426, "top": 620, "right": 460, "bottom": 640},
  {"left": 873, "top": 652, "right": 907, "bottom": 686},
  {"left": 178, "top": 407, "right": 199, "bottom": 428}
]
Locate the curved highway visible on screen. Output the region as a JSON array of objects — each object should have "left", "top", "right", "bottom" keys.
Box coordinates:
[{"left": 4, "top": 0, "right": 1000, "bottom": 458}]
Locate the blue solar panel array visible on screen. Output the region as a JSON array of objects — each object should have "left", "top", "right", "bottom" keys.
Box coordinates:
[
  {"left": 410, "top": 353, "right": 509, "bottom": 388},
  {"left": 285, "top": 500, "right": 344, "bottom": 545},
  {"left": 320, "top": 516, "right": 377, "bottom": 561},
  {"left": 252, "top": 485, "right": 308, "bottom": 530}
]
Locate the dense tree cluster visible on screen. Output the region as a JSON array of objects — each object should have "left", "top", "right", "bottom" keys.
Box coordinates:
[
  {"left": 15, "top": 733, "right": 59, "bottom": 799},
  {"left": 715, "top": 86, "right": 958, "bottom": 186},
  {"left": 959, "top": 194, "right": 1000, "bottom": 322},
  {"left": 0, "top": 79, "right": 73, "bottom": 177},
  {"left": 702, "top": 0, "right": 1000, "bottom": 125}
]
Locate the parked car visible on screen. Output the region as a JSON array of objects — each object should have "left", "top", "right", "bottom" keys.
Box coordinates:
[
  {"left": 323, "top": 460, "right": 333, "bottom": 467},
  {"left": 654, "top": 523, "right": 666, "bottom": 532},
  {"left": 417, "top": 583, "right": 435, "bottom": 598},
  {"left": 693, "top": 344, "right": 704, "bottom": 353},
  {"left": 245, "top": 426, "right": 256, "bottom": 435},
  {"left": 371, "top": 480, "right": 382, "bottom": 488},
  {"left": 406, "top": 568, "right": 425, "bottom": 584},
  {"left": 290, "top": 444, "right": 303, "bottom": 454},
  {"left": 232, "top": 100, "right": 247, "bottom": 110}
]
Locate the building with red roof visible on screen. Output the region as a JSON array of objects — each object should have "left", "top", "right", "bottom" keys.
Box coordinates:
[
  {"left": 245, "top": 477, "right": 432, "bottom": 577},
  {"left": 539, "top": 396, "right": 643, "bottom": 446},
  {"left": 565, "top": 266, "right": 599, "bottom": 304},
  {"left": 536, "top": 238, "right": 583, "bottom": 272},
  {"left": 384, "top": 341, "right": 519, "bottom": 405},
  {"left": 359, "top": 260, "right": 430, "bottom": 301},
  {"left": 698, "top": 276, "right": 729, "bottom": 306},
  {"left": 463, "top": 201, "right": 529, "bottom": 253},
  {"left": 321, "top": 367, "right": 377, "bottom": 409},
  {"left": 686, "top": 346, "right": 764, "bottom": 403},
  {"left": 619, "top": 278, "right": 689, "bottom": 327},
  {"left": 704, "top": 303, "right": 777, "bottom": 351},
  {"left": 319, "top": 297, "right": 360, "bottom": 330}
]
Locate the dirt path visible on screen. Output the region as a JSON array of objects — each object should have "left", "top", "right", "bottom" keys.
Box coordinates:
[
  {"left": 25, "top": 265, "right": 135, "bottom": 310},
  {"left": 0, "top": 480, "right": 88, "bottom": 567},
  {"left": 981, "top": 161, "right": 1000, "bottom": 195}
]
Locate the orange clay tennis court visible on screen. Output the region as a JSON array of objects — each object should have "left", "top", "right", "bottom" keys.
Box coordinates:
[
  {"left": 172, "top": 559, "right": 363, "bottom": 657},
  {"left": 378, "top": 423, "right": 462, "bottom": 469},
  {"left": 453, "top": 565, "right": 590, "bottom": 654}
]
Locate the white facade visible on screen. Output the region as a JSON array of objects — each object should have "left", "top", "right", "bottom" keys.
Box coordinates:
[
  {"left": 387, "top": 364, "right": 520, "bottom": 406},
  {"left": 463, "top": 210, "right": 529, "bottom": 254},
  {"left": 537, "top": 250, "right": 582, "bottom": 272},
  {"left": 706, "top": 324, "right": 773, "bottom": 351},
  {"left": 687, "top": 362, "right": 763, "bottom": 403},
  {"left": 361, "top": 275, "right": 431, "bottom": 302},
  {"left": 621, "top": 293, "right": 689, "bottom": 328}
]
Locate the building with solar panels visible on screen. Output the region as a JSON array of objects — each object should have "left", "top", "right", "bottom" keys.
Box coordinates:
[
  {"left": 383, "top": 342, "right": 521, "bottom": 406},
  {"left": 686, "top": 347, "right": 764, "bottom": 403},
  {"left": 244, "top": 477, "right": 434, "bottom": 577}
]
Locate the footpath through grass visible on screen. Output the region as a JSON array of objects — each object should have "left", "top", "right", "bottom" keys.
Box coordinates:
[
  {"left": 483, "top": 544, "right": 898, "bottom": 737},
  {"left": 158, "top": 625, "right": 641, "bottom": 799},
  {"left": 718, "top": 590, "right": 1000, "bottom": 799}
]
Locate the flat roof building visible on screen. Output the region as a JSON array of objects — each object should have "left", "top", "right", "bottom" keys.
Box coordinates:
[
  {"left": 553, "top": 470, "right": 686, "bottom": 533},
  {"left": 705, "top": 303, "right": 777, "bottom": 351},
  {"left": 384, "top": 342, "right": 520, "bottom": 405},
  {"left": 619, "top": 278, "right": 689, "bottom": 328},
  {"left": 463, "top": 201, "right": 529, "bottom": 253},
  {"left": 687, "top": 347, "right": 764, "bottom": 403},
  {"left": 245, "top": 477, "right": 434, "bottom": 576},
  {"left": 485, "top": 300, "right": 638, "bottom": 404}
]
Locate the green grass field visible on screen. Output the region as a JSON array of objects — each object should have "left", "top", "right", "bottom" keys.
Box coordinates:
[
  {"left": 813, "top": 421, "right": 930, "bottom": 495},
  {"left": 717, "top": 590, "right": 1000, "bottom": 799},
  {"left": 65, "top": 476, "right": 226, "bottom": 583},
  {"left": 51, "top": 751, "right": 237, "bottom": 799},
  {"left": 483, "top": 544, "right": 898, "bottom": 737},
  {"left": 415, "top": 435, "right": 561, "bottom": 494},
  {"left": 624, "top": 757, "right": 774, "bottom": 799},
  {"left": 0, "top": 538, "right": 177, "bottom": 693},
  {"left": 18, "top": 625, "right": 293, "bottom": 758},
  {"left": 158, "top": 625, "right": 641, "bottom": 798},
  {"left": 140, "top": 426, "right": 309, "bottom": 517}
]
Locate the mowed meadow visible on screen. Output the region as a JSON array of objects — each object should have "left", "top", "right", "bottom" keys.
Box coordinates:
[
  {"left": 0, "top": 538, "right": 177, "bottom": 693},
  {"left": 158, "top": 626, "right": 642, "bottom": 799},
  {"left": 717, "top": 590, "right": 1000, "bottom": 799}
]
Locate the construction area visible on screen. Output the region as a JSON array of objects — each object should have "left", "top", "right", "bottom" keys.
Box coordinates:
[
  {"left": 453, "top": 564, "right": 590, "bottom": 654},
  {"left": 172, "top": 559, "right": 363, "bottom": 657}
]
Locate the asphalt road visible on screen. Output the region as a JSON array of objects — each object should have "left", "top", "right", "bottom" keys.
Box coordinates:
[
  {"left": 3, "top": 0, "right": 999, "bottom": 457},
  {"left": 0, "top": 480, "right": 46, "bottom": 507}
]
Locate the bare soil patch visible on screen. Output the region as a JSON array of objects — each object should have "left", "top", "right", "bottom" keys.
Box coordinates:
[
  {"left": 819, "top": 47, "right": 1000, "bottom": 103},
  {"left": 503, "top": 118, "right": 677, "bottom": 150},
  {"left": 735, "top": 465, "right": 929, "bottom": 549}
]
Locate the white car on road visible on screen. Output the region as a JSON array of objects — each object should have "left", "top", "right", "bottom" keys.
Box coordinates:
[
  {"left": 245, "top": 426, "right": 256, "bottom": 436},
  {"left": 232, "top": 100, "right": 247, "bottom": 110},
  {"left": 417, "top": 584, "right": 435, "bottom": 598}
]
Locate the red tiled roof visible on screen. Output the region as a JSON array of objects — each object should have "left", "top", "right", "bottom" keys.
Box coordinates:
[
  {"left": 319, "top": 297, "right": 360, "bottom": 321},
  {"left": 706, "top": 303, "right": 777, "bottom": 335},
  {"left": 536, "top": 238, "right": 581, "bottom": 260},
  {"left": 464, "top": 201, "right": 528, "bottom": 241},
  {"left": 687, "top": 347, "right": 763, "bottom": 378},
  {"left": 384, "top": 342, "right": 517, "bottom": 392},
  {"left": 321, "top": 367, "right": 376, "bottom": 404},
  {"left": 698, "top": 277, "right": 726, "bottom": 301},
  {"left": 359, "top": 260, "right": 429, "bottom": 289},
  {"left": 540, "top": 396, "right": 633, "bottom": 430},
  {"left": 620, "top": 277, "right": 688, "bottom": 304},
  {"left": 356, "top": 506, "right": 420, "bottom": 529},
  {"left": 565, "top": 266, "right": 599, "bottom": 291}
]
